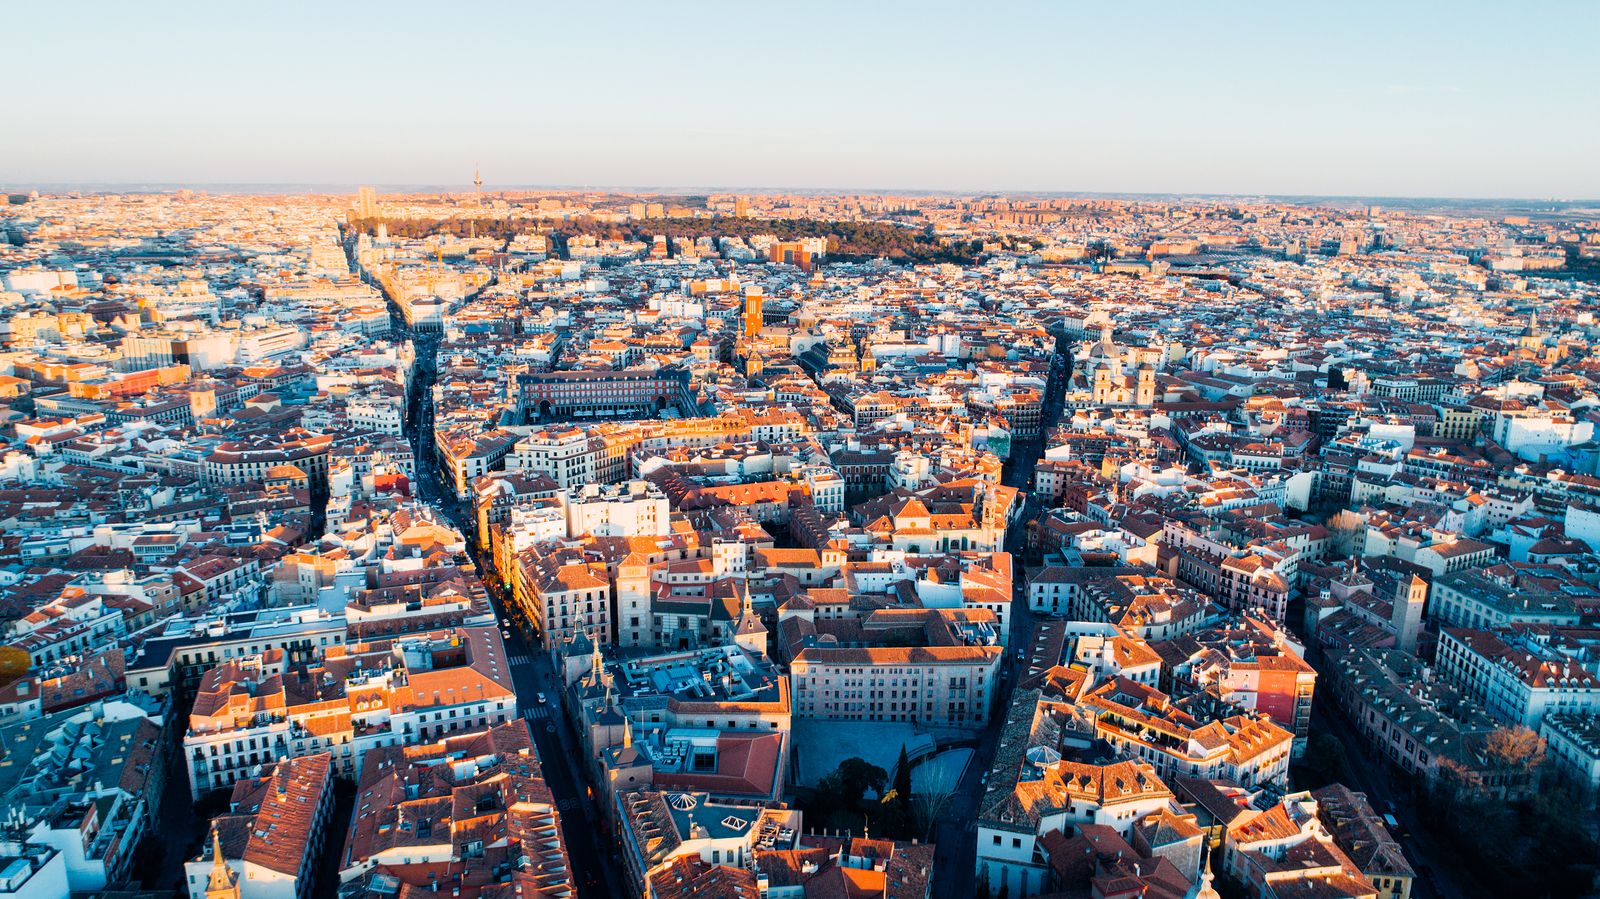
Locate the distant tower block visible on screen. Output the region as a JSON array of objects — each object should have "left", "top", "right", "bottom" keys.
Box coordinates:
[
  {"left": 356, "top": 185, "right": 378, "bottom": 219},
  {"left": 734, "top": 195, "right": 750, "bottom": 218},
  {"left": 743, "top": 286, "right": 763, "bottom": 338},
  {"left": 473, "top": 164, "right": 483, "bottom": 206}
]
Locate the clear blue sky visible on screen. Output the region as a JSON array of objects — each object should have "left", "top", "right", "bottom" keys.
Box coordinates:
[{"left": 7, "top": 0, "right": 1597, "bottom": 198}]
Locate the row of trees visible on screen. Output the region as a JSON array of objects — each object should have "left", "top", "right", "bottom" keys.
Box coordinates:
[
  {"left": 348, "top": 214, "right": 984, "bottom": 265},
  {"left": 1423, "top": 728, "right": 1596, "bottom": 897},
  {"left": 1293, "top": 718, "right": 1598, "bottom": 897},
  {"left": 349, "top": 215, "right": 517, "bottom": 242}
]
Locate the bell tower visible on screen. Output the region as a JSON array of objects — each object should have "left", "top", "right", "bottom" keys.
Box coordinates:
[{"left": 1136, "top": 365, "right": 1155, "bottom": 407}]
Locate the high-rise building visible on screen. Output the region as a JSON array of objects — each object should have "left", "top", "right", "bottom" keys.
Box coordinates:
[{"left": 355, "top": 185, "right": 378, "bottom": 219}]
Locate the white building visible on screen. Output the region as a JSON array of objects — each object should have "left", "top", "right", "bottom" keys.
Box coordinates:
[
  {"left": 561, "top": 480, "right": 669, "bottom": 538},
  {"left": 975, "top": 759, "right": 1174, "bottom": 897},
  {"left": 1435, "top": 627, "right": 1600, "bottom": 730}
]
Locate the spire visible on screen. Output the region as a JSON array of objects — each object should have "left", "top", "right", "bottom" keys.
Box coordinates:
[
  {"left": 204, "top": 823, "right": 239, "bottom": 899},
  {"left": 208, "top": 824, "right": 227, "bottom": 877},
  {"left": 1187, "top": 843, "right": 1221, "bottom": 899}
]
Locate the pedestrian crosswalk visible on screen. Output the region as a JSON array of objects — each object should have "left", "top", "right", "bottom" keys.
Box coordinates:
[
  {"left": 523, "top": 705, "right": 553, "bottom": 721},
  {"left": 508, "top": 652, "right": 535, "bottom": 666}
]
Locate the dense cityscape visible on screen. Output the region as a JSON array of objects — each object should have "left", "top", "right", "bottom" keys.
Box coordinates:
[{"left": 0, "top": 183, "right": 1598, "bottom": 899}]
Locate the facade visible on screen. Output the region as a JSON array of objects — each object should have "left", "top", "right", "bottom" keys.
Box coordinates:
[
  {"left": 1155, "top": 615, "right": 1317, "bottom": 754},
  {"left": 785, "top": 605, "right": 1005, "bottom": 730},
  {"left": 561, "top": 479, "right": 670, "bottom": 538},
  {"left": 511, "top": 549, "right": 614, "bottom": 651},
  {"left": 1434, "top": 626, "right": 1600, "bottom": 730},
  {"left": 975, "top": 758, "right": 1174, "bottom": 896},
  {"left": 183, "top": 627, "right": 517, "bottom": 796},
  {"left": 517, "top": 367, "right": 696, "bottom": 421},
  {"left": 1540, "top": 713, "right": 1600, "bottom": 805},
  {"left": 1428, "top": 569, "right": 1584, "bottom": 630},
  {"left": 203, "top": 431, "right": 332, "bottom": 488}
]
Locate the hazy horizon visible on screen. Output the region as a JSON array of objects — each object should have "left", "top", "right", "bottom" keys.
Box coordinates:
[
  {"left": 8, "top": 182, "right": 1599, "bottom": 207},
  {"left": 6, "top": 1, "right": 1597, "bottom": 198}
]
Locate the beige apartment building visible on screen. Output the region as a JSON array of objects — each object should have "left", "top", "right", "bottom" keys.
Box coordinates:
[{"left": 789, "top": 643, "right": 1002, "bottom": 728}]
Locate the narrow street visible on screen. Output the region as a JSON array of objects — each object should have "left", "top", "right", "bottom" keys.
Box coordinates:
[
  {"left": 345, "top": 234, "right": 623, "bottom": 898},
  {"left": 928, "top": 340, "right": 1066, "bottom": 896},
  {"left": 1310, "top": 703, "right": 1474, "bottom": 899}
]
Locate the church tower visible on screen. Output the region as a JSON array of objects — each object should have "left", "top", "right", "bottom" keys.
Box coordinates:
[
  {"left": 1093, "top": 366, "right": 1112, "bottom": 405},
  {"left": 1136, "top": 365, "right": 1156, "bottom": 407},
  {"left": 1391, "top": 574, "right": 1427, "bottom": 652},
  {"left": 1520, "top": 309, "right": 1544, "bottom": 351},
  {"left": 743, "top": 287, "right": 763, "bottom": 338},
  {"left": 203, "top": 825, "right": 240, "bottom": 899},
  {"left": 616, "top": 553, "right": 650, "bottom": 648},
  {"left": 733, "top": 581, "right": 768, "bottom": 657}
]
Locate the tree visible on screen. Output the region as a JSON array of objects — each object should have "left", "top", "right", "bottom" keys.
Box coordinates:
[
  {"left": 1296, "top": 732, "right": 1351, "bottom": 788},
  {"left": 826, "top": 757, "right": 888, "bottom": 804},
  {"left": 892, "top": 745, "right": 913, "bottom": 816},
  {"left": 1483, "top": 726, "right": 1545, "bottom": 771},
  {"left": 910, "top": 753, "right": 962, "bottom": 841},
  {"left": 808, "top": 757, "right": 891, "bottom": 834},
  {"left": 872, "top": 745, "right": 917, "bottom": 839}
]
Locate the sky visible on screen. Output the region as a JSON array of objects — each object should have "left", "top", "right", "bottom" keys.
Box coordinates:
[{"left": 6, "top": 0, "right": 1598, "bottom": 198}]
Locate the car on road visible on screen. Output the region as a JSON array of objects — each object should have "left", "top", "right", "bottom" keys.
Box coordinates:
[
  {"left": 502, "top": 628, "right": 512, "bottom": 639},
  {"left": 536, "top": 692, "right": 548, "bottom": 705}
]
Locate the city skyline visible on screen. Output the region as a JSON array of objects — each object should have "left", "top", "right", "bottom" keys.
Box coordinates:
[
  {"left": 7, "top": 0, "right": 1598, "bottom": 198},
  {"left": 5, "top": 5, "right": 1600, "bottom": 899}
]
